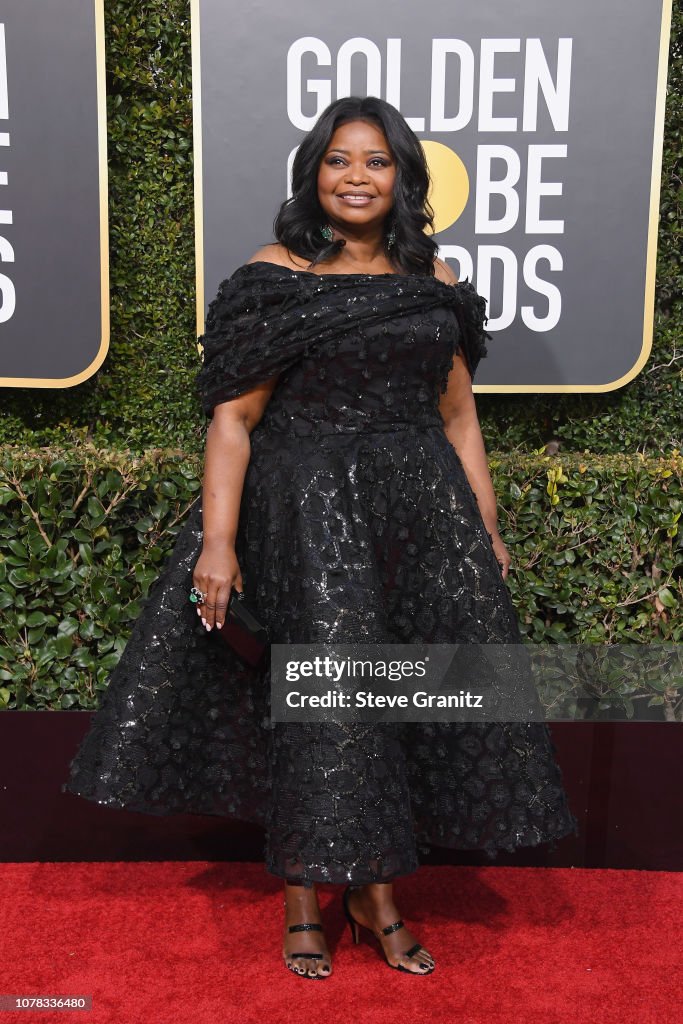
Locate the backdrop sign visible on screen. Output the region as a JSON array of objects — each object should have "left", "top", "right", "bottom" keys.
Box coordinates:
[
  {"left": 0, "top": 1, "right": 108, "bottom": 389},
  {"left": 192, "top": 0, "right": 671, "bottom": 392}
]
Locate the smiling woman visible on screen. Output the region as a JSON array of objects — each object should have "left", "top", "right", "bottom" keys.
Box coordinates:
[
  {"left": 63, "top": 95, "right": 578, "bottom": 984},
  {"left": 316, "top": 122, "right": 396, "bottom": 258},
  {"left": 273, "top": 96, "right": 437, "bottom": 276}
]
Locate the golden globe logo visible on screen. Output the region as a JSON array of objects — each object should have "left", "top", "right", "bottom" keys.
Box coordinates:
[
  {"left": 421, "top": 141, "right": 469, "bottom": 234},
  {"left": 287, "top": 36, "right": 572, "bottom": 332},
  {"left": 0, "top": 24, "right": 14, "bottom": 326}
]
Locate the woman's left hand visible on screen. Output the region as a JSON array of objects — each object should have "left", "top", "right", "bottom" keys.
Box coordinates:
[{"left": 487, "top": 528, "right": 512, "bottom": 581}]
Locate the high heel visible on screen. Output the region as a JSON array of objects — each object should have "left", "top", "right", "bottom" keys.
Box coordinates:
[
  {"left": 342, "top": 886, "right": 361, "bottom": 944},
  {"left": 342, "top": 886, "right": 435, "bottom": 975}
]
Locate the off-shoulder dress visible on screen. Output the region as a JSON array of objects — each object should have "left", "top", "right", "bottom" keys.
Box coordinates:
[{"left": 62, "top": 261, "right": 579, "bottom": 885}]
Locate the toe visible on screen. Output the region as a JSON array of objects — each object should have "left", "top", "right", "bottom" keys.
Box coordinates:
[
  {"left": 284, "top": 951, "right": 332, "bottom": 978},
  {"left": 418, "top": 946, "right": 435, "bottom": 966},
  {"left": 312, "top": 956, "right": 332, "bottom": 977},
  {"left": 401, "top": 949, "right": 435, "bottom": 974}
]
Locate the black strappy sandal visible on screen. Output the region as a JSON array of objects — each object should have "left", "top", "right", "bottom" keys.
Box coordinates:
[
  {"left": 283, "top": 921, "right": 331, "bottom": 980},
  {"left": 342, "top": 885, "right": 435, "bottom": 975}
]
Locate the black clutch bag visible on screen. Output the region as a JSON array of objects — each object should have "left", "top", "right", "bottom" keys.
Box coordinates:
[{"left": 217, "top": 588, "right": 269, "bottom": 667}]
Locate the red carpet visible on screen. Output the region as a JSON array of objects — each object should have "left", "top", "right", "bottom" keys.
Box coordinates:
[{"left": 1, "top": 862, "right": 680, "bottom": 1024}]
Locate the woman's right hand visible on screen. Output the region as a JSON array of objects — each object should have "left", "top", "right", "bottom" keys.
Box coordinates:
[{"left": 192, "top": 539, "right": 243, "bottom": 631}]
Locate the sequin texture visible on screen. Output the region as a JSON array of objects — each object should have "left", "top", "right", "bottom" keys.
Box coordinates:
[{"left": 61, "top": 261, "right": 579, "bottom": 884}]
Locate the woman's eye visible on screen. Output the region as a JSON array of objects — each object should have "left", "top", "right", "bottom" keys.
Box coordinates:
[{"left": 325, "top": 157, "right": 390, "bottom": 167}]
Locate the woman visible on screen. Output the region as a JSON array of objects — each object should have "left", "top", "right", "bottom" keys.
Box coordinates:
[{"left": 63, "top": 96, "right": 578, "bottom": 980}]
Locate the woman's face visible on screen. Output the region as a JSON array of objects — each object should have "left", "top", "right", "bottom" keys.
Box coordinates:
[{"left": 317, "top": 119, "right": 396, "bottom": 233}]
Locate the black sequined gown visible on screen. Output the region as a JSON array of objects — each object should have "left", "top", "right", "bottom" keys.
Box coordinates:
[{"left": 62, "top": 261, "right": 579, "bottom": 884}]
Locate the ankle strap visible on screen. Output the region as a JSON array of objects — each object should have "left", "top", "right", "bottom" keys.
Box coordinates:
[
  {"left": 288, "top": 923, "right": 323, "bottom": 933},
  {"left": 382, "top": 919, "right": 405, "bottom": 935}
]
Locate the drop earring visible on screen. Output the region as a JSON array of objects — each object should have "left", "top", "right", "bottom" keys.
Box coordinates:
[
  {"left": 386, "top": 225, "right": 396, "bottom": 249},
  {"left": 320, "top": 224, "right": 334, "bottom": 241}
]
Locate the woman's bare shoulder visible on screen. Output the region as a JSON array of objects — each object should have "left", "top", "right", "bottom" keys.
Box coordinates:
[
  {"left": 245, "top": 243, "right": 310, "bottom": 271},
  {"left": 433, "top": 257, "right": 459, "bottom": 285}
]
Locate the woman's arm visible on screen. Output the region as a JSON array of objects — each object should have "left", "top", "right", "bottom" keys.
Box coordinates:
[
  {"left": 438, "top": 355, "right": 497, "bottom": 530},
  {"left": 434, "top": 258, "right": 511, "bottom": 578},
  {"left": 438, "top": 356, "right": 510, "bottom": 578},
  {"left": 193, "top": 374, "right": 279, "bottom": 630}
]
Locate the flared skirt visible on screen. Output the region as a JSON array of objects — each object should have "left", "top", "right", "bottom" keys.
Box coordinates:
[{"left": 62, "top": 424, "right": 579, "bottom": 884}]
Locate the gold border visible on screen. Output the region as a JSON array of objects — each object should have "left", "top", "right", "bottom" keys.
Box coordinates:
[
  {"left": 0, "top": 0, "right": 109, "bottom": 389},
  {"left": 191, "top": 1, "right": 673, "bottom": 393},
  {"left": 191, "top": 0, "right": 205, "bottom": 354}
]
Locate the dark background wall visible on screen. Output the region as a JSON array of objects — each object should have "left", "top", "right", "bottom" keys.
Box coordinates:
[{"left": 0, "top": 0, "right": 680, "bottom": 454}]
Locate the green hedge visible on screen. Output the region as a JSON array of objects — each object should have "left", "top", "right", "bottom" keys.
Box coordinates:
[
  {"left": 0, "top": 6, "right": 680, "bottom": 718},
  {"left": 0, "top": 445, "right": 680, "bottom": 716},
  {"left": 0, "top": 0, "right": 680, "bottom": 454}
]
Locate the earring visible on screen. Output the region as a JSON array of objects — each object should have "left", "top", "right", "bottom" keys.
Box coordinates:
[
  {"left": 386, "top": 225, "right": 396, "bottom": 249},
  {"left": 320, "top": 224, "right": 334, "bottom": 241}
]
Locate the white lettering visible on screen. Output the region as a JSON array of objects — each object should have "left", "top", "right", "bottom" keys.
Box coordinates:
[
  {"left": 355, "top": 692, "right": 409, "bottom": 709},
  {"left": 287, "top": 37, "right": 332, "bottom": 130},
  {"left": 337, "top": 37, "right": 382, "bottom": 100},
  {"left": 437, "top": 245, "right": 474, "bottom": 284},
  {"left": 475, "top": 146, "right": 521, "bottom": 234},
  {"left": 478, "top": 39, "right": 520, "bottom": 132},
  {"left": 0, "top": 24, "right": 7, "bottom": 119},
  {"left": 430, "top": 39, "right": 474, "bottom": 132},
  {"left": 523, "top": 38, "right": 572, "bottom": 131},
  {"left": 526, "top": 144, "right": 566, "bottom": 232},
  {"left": 522, "top": 246, "right": 563, "bottom": 331},
  {"left": 386, "top": 39, "right": 424, "bottom": 130},
  {"left": 476, "top": 247, "right": 518, "bottom": 331},
  {"left": 0, "top": 24, "right": 12, "bottom": 324},
  {"left": 385, "top": 38, "right": 402, "bottom": 109}
]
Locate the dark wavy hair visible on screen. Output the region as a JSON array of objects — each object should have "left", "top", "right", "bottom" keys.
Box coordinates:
[{"left": 273, "top": 96, "right": 437, "bottom": 276}]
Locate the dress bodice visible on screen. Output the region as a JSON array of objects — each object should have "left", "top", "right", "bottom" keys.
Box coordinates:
[
  {"left": 195, "top": 261, "right": 491, "bottom": 433},
  {"left": 260, "top": 296, "right": 458, "bottom": 437}
]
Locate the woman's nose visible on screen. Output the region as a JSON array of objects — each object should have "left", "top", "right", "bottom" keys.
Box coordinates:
[{"left": 345, "top": 164, "right": 369, "bottom": 183}]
